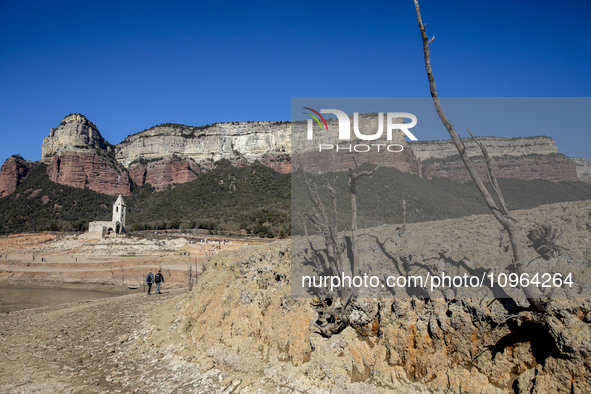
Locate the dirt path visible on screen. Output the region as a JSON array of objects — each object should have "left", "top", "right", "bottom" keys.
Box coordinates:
[{"left": 0, "top": 289, "right": 297, "bottom": 394}]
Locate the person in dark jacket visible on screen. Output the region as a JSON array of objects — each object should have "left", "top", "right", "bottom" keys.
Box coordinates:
[
  {"left": 146, "top": 269, "right": 155, "bottom": 295},
  {"left": 155, "top": 269, "right": 165, "bottom": 294}
]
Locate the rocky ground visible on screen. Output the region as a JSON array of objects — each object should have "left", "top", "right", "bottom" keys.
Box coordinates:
[
  {"left": 0, "top": 289, "right": 308, "bottom": 394},
  {"left": 176, "top": 200, "right": 591, "bottom": 393},
  {"left": 1, "top": 200, "right": 591, "bottom": 393}
]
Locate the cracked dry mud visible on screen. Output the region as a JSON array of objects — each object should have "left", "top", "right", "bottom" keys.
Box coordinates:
[{"left": 0, "top": 289, "right": 295, "bottom": 394}]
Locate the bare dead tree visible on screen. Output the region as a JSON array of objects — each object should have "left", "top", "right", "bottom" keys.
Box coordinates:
[
  {"left": 300, "top": 165, "right": 349, "bottom": 337},
  {"left": 348, "top": 157, "right": 379, "bottom": 278},
  {"left": 414, "top": 0, "right": 544, "bottom": 312},
  {"left": 188, "top": 265, "right": 193, "bottom": 291},
  {"left": 300, "top": 158, "right": 378, "bottom": 337}
]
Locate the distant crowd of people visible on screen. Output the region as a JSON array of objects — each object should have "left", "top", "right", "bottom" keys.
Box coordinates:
[{"left": 189, "top": 238, "right": 230, "bottom": 245}]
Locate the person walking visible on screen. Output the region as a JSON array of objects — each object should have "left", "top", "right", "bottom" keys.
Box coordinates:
[
  {"left": 155, "top": 269, "right": 165, "bottom": 294},
  {"left": 146, "top": 269, "right": 155, "bottom": 295}
]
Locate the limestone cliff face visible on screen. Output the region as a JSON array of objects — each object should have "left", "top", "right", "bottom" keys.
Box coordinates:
[
  {"left": 411, "top": 136, "right": 578, "bottom": 183},
  {"left": 30, "top": 114, "right": 589, "bottom": 196},
  {"left": 571, "top": 157, "right": 591, "bottom": 184},
  {"left": 116, "top": 114, "right": 398, "bottom": 174},
  {"left": 41, "top": 114, "right": 132, "bottom": 196},
  {"left": 0, "top": 156, "right": 37, "bottom": 198},
  {"left": 116, "top": 121, "right": 291, "bottom": 168},
  {"left": 410, "top": 136, "right": 559, "bottom": 161},
  {"left": 41, "top": 114, "right": 108, "bottom": 163}
]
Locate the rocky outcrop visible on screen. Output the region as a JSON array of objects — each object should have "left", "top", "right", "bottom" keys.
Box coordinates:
[
  {"left": 41, "top": 114, "right": 108, "bottom": 163},
  {"left": 422, "top": 153, "right": 578, "bottom": 183},
  {"left": 0, "top": 156, "right": 37, "bottom": 198},
  {"left": 258, "top": 153, "right": 291, "bottom": 174},
  {"left": 571, "top": 157, "right": 591, "bottom": 184},
  {"left": 41, "top": 114, "right": 132, "bottom": 196},
  {"left": 411, "top": 137, "right": 581, "bottom": 183},
  {"left": 116, "top": 121, "right": 291, "bottom": 168},
  {"left": 46, "top": 151, "right": 132, "bottom": 196},
  {"left": 31, "top": 114, "right": 591, "bottom": 195},
  {"left": 410, "top": 136, "right": 559, "bottom": 161},
  {"left": 177, "top": 200, "right": 591, "bottom": 393},
  {"left": 128, "top": 157, "right": 200, "bottom": 191}
]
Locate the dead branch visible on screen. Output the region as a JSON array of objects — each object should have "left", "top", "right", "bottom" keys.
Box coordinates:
[
  {"left": 466, "top": 128, "right": 515, "bottom": 221},
  {"left": 300, "top": 164, "right": 342, "bottom": 277},
  {"left": 348, "top": 157, "right": 379, "bottom": 278},
  {"left": 527, "top": 224, "right": 565, "bottom": 259},
  {"left": 414, "top": 0, "right": 544, "bottom": 312}
]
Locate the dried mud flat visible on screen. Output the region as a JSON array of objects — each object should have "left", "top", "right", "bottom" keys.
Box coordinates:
[
  {"left": 0, "top": 232, "right": 261, "bottom": 291},
  {"left": 0, "top": 289, "right": 303, "bottom": 394}
]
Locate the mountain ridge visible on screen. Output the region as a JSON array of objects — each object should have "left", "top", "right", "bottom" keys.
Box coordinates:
[{"left": 1, "top": 113, "right": 590, "bottom": 198}]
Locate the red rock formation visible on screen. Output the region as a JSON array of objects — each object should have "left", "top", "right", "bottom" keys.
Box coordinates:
[
  {"left": 421, "top": 154, "right": 578, "bottom": 183},
  {"left": 0, "top": 157, "right": 36, "bottom": 198},
  {"left": 259, "top": 154, "right": 291, "bottom": 174},
  {"left": 128, "top": 157, "right": 200, "bottom": 191},
  {"left": 293, "top": 147, "right": 421, "bottom": 176},
  {"left": 46, "top": 152, "right": 132, "bottom": 196}
]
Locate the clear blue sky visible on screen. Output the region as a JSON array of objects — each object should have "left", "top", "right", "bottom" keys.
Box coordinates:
[{"left": 1, "top": 0, "right": 590, "bottom": 165}]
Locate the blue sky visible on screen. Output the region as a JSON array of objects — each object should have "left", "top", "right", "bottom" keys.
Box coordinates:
[{"left": 1, "top": 0, "right": 590, "bottom": 165}]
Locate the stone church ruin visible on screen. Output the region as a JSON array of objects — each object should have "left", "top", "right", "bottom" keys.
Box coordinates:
[{"left": 87, "top": 195, "right": 126, "bottom": 238}]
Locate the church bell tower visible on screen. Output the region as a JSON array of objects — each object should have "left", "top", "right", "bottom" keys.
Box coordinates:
[{"left": 112, "top": 195, "right": 126, "bottom": 232}]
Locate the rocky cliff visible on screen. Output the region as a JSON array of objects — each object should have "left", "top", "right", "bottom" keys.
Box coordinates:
[
  {"left": 40, "top": 114, "right": 133, "bottom": 195},
  {"left": 421, "top": 153, "right": 578, "bottom": 183},
  {"left": 41, "top": 114, "right": 108, "bottom": 163},
  {"left": 128, "top": 157, "right": 200, "bottom": 191},
  {"left": 410, "top": 136, "right": 580, "bottom": 183},
  {"left": 115, "top": 121, "right": 291, "bottom": 171},
  {"left": 571, "top": 157, "right": 591, "bottom": 184},
  {"left": 410, "top": 136, "right": 559, "bottom": 161},
  {"left": 0, "top": 156, "right": 37, "bottom": 198},
  {"left": 1, "top": 114, "right": 589, "bottom": 199},
  {"left": 46, "top": 151, "right": 133, "bottom": 196}
]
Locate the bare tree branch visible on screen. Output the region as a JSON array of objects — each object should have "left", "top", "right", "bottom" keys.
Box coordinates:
[
  {"left": 466, "top": 128, "right": 515, "bottom": 221},
  {"left": 414, "top": 0, "right": 544, "bottom": 312},
  {"left": 348, "top": 157, "right": 379, "bottom": 278}
]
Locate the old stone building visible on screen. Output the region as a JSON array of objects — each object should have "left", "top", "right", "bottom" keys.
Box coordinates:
[{"left": 87, "top": 195, "right": 126, "bottom": 238}]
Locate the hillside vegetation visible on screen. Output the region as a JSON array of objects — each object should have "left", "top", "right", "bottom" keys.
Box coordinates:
[
  {"left": 291, "top": 163, "right": 591, "bottom": 235},
  {"left": 0, "top": 160, "right": 290, "bottom": 237},
  {"left": 1, "top": 161, "right": 590, "bottom": 236}
]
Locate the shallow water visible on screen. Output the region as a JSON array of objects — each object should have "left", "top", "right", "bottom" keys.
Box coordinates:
[{"left": 0, "top": 287, "right": 120, "bottom": 313}]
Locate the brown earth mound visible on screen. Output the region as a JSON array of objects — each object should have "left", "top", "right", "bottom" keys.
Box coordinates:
[{"left": 176, "top": 200, "right": 591, "bottom": 393}]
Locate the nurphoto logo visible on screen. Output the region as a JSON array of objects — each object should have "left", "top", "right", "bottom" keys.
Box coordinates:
[{"left": 303, "top": 107, "right": 418, "bottom": 153}]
